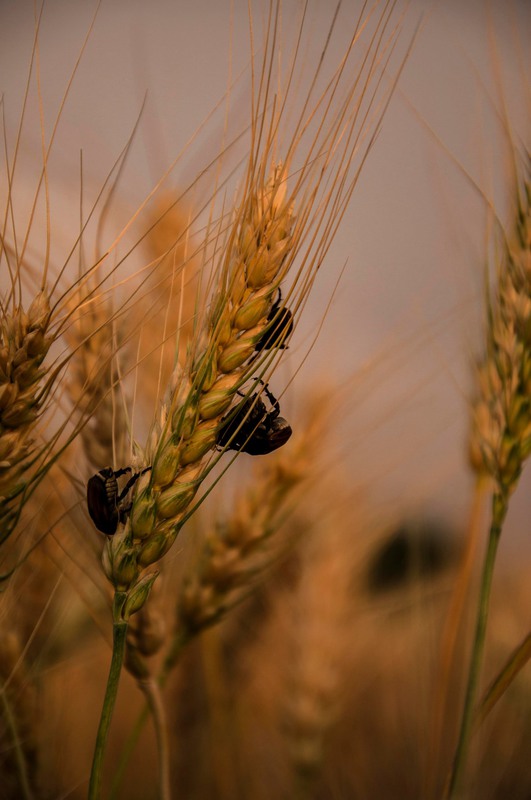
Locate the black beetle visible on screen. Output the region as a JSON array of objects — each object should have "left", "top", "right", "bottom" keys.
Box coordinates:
[
  {"left": 217, "top": 381, "right": 292, "bottom": 455},
  {"left": 86, "top": 466, "right": 148, "bottom": 535},
  {"left": 254, "top": 289, "right": 293, "bottom": 353}
]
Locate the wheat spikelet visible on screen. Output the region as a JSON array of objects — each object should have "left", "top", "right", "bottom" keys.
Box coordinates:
[
  {"left": 124, "top": 578, "right": 167, "bottom": 681},
  {"left": 469, "top": 166, "right": 531, "bottom": 496}
]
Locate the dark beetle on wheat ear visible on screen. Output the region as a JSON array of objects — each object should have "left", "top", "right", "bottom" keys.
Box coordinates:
[
  {"left": 217, "top": 381, "right": 292, "bottom": 456},
  {"left": 87, "top": 466, "right": 150, "bottom": 535}
]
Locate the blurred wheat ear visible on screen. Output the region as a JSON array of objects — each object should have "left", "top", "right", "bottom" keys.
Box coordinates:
[
  {"left": 135, "top": 192, "right": 201, "bottom": 402},
  {"left": 0, "top": 291, "right": 52, "bottom": 543},
  {"left": 67, "top": 286, "right": 129, "bottom": 473}
]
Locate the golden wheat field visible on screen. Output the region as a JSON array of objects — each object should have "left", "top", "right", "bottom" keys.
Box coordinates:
[{"left": 0, "top": 1, "right": 530, "bottom": 798}]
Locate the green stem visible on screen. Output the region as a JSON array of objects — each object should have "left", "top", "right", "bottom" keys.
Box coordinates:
[
  {"left": 89, "top": 592, "right": 129, "bottom": 800},
  {"left": 446, "top": 492, "right": 506, "bottom": 798}
]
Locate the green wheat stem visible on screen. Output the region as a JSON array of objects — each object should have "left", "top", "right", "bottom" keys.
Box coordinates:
[
  {"left": 89, "top": 591, "right": 129, "bottom": 800},
  {"left": 446, "top": 491, "right": 507, "bottom": 799}
]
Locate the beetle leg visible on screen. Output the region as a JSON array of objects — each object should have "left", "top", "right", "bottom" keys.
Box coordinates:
[
  {"left": 117, "top": 466, "right": 152, "bottom": 501},
  {"left": 117, "top": 472, "right": 140, "bottom": 502},
  {"left": 113, "top": 466, "right": 132, "bottom": 479},
  {"left": 259, "top": 380, "right": 280, "bottom": 417}
]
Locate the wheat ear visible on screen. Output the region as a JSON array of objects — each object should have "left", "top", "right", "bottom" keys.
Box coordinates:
[
  {"left": 469, "top": 170, "right": 531, "bottom": 494},
  {"left": 103, "top": 162, "right": 294, "bottom": 597},
  {"left": 0, "top": 291, "right": 52, "bottom": 544},
  {"left": 449, "top": 164, "right": 531, "bottom": 797}
]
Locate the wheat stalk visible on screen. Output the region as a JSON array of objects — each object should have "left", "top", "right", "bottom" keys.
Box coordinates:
[{"left": 448, "top": 162, "right": 531, "bottom": 797}]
